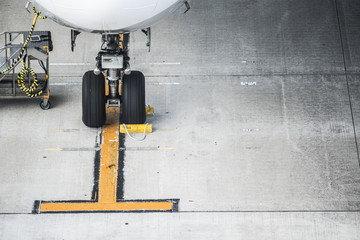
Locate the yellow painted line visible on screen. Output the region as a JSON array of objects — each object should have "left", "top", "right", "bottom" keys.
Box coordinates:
[
  {"left": 99, "top": 107, "right": 120, "bottom": 203},
  {"left": 157, "top": 147, "right": 175, "bottom": 150},
  {"left": 120, "top": 124, "right": 152, "bottom": 133},
  {"left": 48, "top": 129, "right": 64, "bottom": 132},
  {"left": 45, "top": 148, "right": 63, "bottom": 151},
  {"left": 40, "top": 201, "right": 173, "bottom": 212},
  {"left": 158, "top": 129, "right": 175, "bottom": 132}
]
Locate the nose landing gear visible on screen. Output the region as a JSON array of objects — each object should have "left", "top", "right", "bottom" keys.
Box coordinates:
[{"left": 82, "top": 33, "right": 146, "bottom": 127}]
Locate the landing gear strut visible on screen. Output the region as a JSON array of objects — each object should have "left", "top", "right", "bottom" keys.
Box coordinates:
[{"left": 82, "top": 33, "right": 146, "bottom": 127}]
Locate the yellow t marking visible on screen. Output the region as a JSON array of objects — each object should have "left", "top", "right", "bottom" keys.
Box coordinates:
[
  {"left": 99, "top": 107, "right": 120, "bottom": 203},
  {"left": 37, "top": 106, "right": 178, "bottom": 213}
]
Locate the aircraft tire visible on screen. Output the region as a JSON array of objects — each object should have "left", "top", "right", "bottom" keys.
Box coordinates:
[
  {"left": 121, "top": 71, "right": 146, "bottom": 124},
  {"left": 82, "top": 71, "right": 106, "bottom": 127}
]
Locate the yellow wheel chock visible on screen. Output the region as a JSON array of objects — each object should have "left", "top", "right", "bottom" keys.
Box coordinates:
[{"left": 120, "top": 106, "right": 154, "bottom": 134}]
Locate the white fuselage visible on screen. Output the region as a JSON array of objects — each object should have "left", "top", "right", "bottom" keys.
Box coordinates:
[{"left": 29, "top": 0, "right": 184, "bottom": 33}]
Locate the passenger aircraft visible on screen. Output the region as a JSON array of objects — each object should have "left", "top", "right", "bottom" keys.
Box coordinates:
[{"left": 28, "top": 0, "right": 189, "bottom": 127}]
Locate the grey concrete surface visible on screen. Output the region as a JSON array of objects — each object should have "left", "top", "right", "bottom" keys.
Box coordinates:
[
  {"left": 125, "top": 75, "right": 360, "bottom": 211},
  {"left": 349, "top": 75, "right": 360, "bottom": 162},
  {"left": 336, "top": 0, "right": 360, "bottom": 73},
  {"left": 1, "top": 212, "right": 360, "bottom": 240},
  {"left": 1, "top": 0, "right": 360, "bottom": 239},
  {"left": 0, "top": 84, "right": 97, "bottom": 213}
]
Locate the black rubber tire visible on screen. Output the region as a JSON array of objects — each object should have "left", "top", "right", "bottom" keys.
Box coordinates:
[
  {"left": 40, "top": 100, "right": 51, "bottom": 110},
  {"left": 121, "top": 71, "right": 146, "bottom": 124},
  {"left": 82, "top": 71, "right": 106, "bottom": 127}
]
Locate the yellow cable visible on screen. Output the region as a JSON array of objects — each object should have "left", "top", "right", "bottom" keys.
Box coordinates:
[
  {"left": 17, "top": 59, "right": 44, "bottom": 98},
  {"left": 0, "top": 7, "right": 46, "bottom": 75},
  {"left": 2, "top": 6, "right": 47, "bottom": 97}
]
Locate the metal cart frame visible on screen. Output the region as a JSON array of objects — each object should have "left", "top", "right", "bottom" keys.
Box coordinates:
[{"left": 0, "top": 31, "right": 51, "bottom": 109}]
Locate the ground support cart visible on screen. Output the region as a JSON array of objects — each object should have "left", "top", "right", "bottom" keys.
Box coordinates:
[{"left": 0, "top": 31, "right": 53, "bottom": 109}]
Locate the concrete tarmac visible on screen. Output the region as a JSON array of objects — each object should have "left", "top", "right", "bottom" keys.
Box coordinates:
[{"left": 1, "top": 0, "right": 360, "bottom": 239}]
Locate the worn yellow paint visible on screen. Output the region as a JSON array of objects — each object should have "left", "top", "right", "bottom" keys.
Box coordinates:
[
  {"left": 120, "top": 124, "right": 152, "bottom": 133},
  {"left": 119, "top": 33, "right": 123, "bottom": 49},
  {"left": 45, "top": 148, "right": 62, "bottom": 151},
  {"left": 146, "top": 107, "right": 154, "bottom": 116},
  {"left": 40, "top": 201, "right": 173, "bottom": 212},
  {"left": 47, "top": 129, "right": 64, "bottom": 132},
  {"left": 105, "top": 84, "right": 109, "bottom": 96},
  {"left": 98, "top": 107, "right": 120, "bottom": 203},
  {"left": 157, "top": 147, "right": 175, "bottom": 150},
  {"left": 105, "top": 70, "right": 109, "bottom": 96},
  {"left": 42, "top": 46, "right": 49, "bottom": 54}
]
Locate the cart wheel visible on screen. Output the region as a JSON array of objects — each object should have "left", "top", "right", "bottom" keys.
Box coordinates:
[{"left": 40, "top": 100, "right": 51, "bottom": 110}]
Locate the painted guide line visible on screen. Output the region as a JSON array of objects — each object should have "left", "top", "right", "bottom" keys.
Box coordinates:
[{"left": 35, "top": 107, "right": 178, "bottom": 213}]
